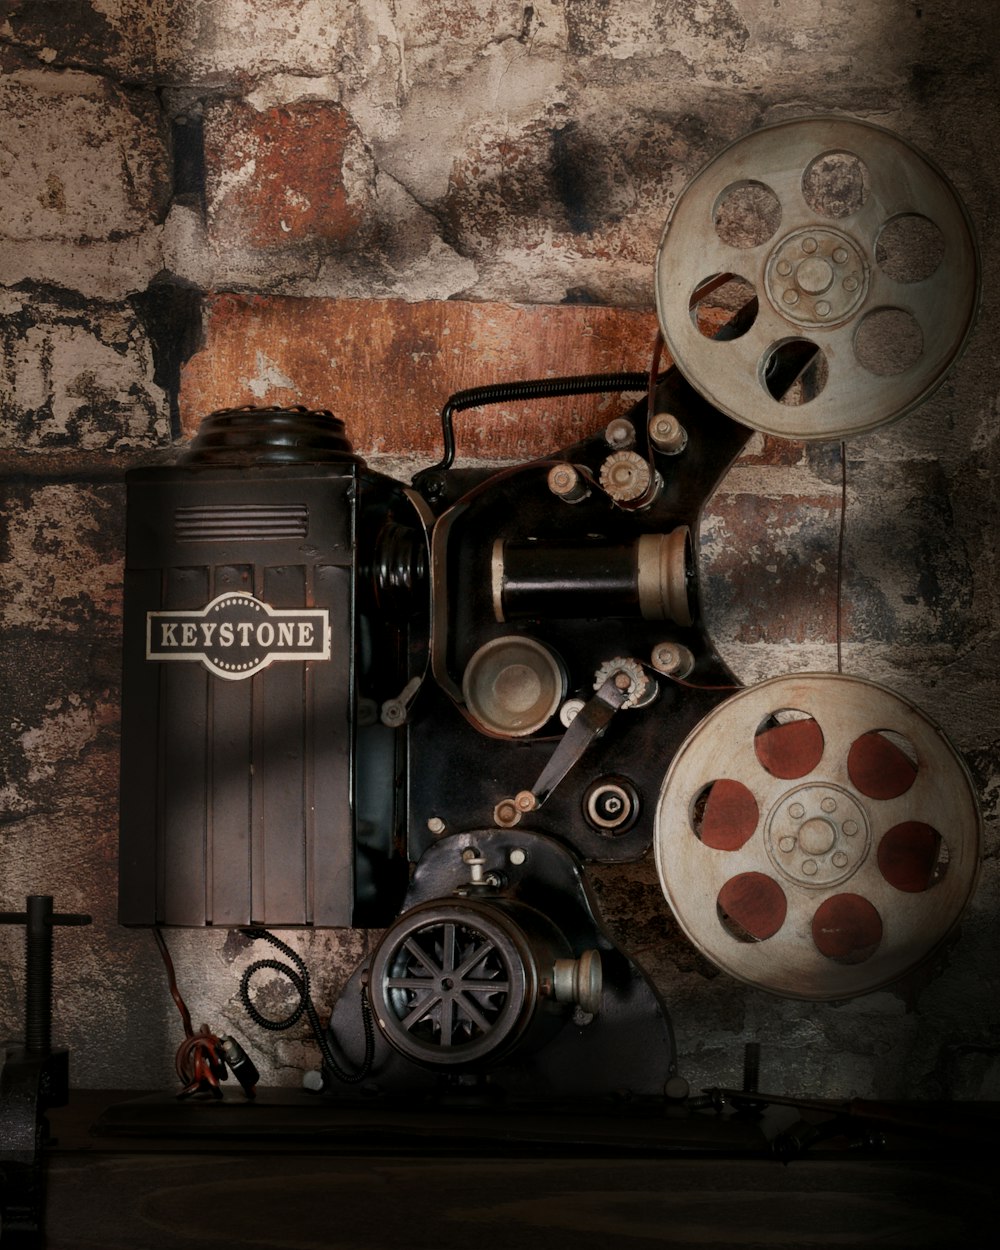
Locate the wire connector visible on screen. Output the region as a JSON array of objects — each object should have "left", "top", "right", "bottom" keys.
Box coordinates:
[{"left": 219, "top": 1033, "right": 260, "bottom": 1098}]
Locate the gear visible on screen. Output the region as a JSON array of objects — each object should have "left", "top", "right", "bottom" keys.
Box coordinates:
[
  {"left": 599, "top": 450, "right": 653, "bottom": 503},
  {"left": 593, "top": 657, "right": 652, "bottom": 710}
]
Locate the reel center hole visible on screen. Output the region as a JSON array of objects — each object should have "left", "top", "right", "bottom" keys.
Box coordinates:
[
  {"left": 876, "top": 213, "right": 945, "bottom": 283},
  {"left": 762, "top": 339, "right": 829, "bottom": 405},
  {"left": 802, "top": 150, "right": 871, "bottom": 218},
  {"left": 854, "top": 308, "right": 924, "bottom": 377},
  {"left": 878, "top": 821, "right": 949, "bottom": 893},
  {"left": 754, "top": 709, "right": 825, "bottom": 779},
  {"left": 812, "top": 893, "right": 883, "bottom": 964},
  {"left": 717, "top": 873, "right": 787, "bottom": 943},
  {"left": 690, "top": 273, "right": 758, "bottom": 340},
  {"left": 714, "top": 180, "right": 782, "bottom": 248},
  {"left": 693, "top": 778, "right": 759, "bottom": 851},
  {"left": 847, "top": 729, "right": 918, "bottom": 800}
]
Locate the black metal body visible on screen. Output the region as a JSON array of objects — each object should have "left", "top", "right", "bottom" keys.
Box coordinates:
[
  {"left": 119, "top": 371, "right": 752, "bottom": 930},
  {"left": 406, "top": 371, "right": 752, "bottom": 864},
  {"left": 324, "top": 829, "right": 678, "bottom": 1101},
  {"left": 498, "top": 539, "right": 649, "bottom": 619},
  {"left": 119, "top": 410, "right": 425, "bottom": 928},
  {"left": 116, "top": 371, "right": 752, "bottom": 1106}
]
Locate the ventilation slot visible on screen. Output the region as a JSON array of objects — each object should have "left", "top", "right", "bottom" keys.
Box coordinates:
[{"left": 175, "top": 505, "right": 308, "bottom": 542}]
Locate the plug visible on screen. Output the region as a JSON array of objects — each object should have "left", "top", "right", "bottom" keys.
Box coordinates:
[{"left": 219, "top": 1034, "right": 260, "bottom": 1099}]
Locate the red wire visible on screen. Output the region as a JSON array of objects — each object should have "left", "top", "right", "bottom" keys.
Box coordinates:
[
  {"left": 154, "top": 928, "right": 226, "bottom": 1098},
  {"left": 647, "top": 329, "right": 665, "bottom": 424}
]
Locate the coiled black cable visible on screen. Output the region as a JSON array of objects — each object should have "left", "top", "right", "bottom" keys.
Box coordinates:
[
  {"left": 417, "top": 372, "right": 651, "bottom": 479},
  {"left": 239, "top": 927, "right": 375, "bottom": 1085}
]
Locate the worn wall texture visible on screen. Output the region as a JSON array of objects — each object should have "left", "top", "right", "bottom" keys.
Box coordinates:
[{"left": 1, "top": 0, "right": 998, "bottom": 1101}]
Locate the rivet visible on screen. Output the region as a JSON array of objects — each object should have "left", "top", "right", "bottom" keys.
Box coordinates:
[
  {"left": 832, "top": 851, "right": 849, "bottom": 868},
  {"left": 802, "top": 859, "right": 818, "bottom": 876},
  {"left": 777, "top": 259, "right": 793, "bottom": 277},
  {"left": 843, "top": 820, "right": 859, "bottom": 836},
  {"left": 844, "top": 276, "right": 859, "bottom": 292},
  {"left": 783, "top": 290, "right": 800, "bottom": 305},
  {"left": 833, "top": 247, "right": 849, "bottom": 264},
  {"left": 789, "top": 803, "right": 805, "bottom": 819},
  {"left": 821, "top": 797, "right": 837, "bottom": 813},
  {"left": 802, "top": 237, "right": 818, "bottom": 254},
  {"left": 816, "top": 300, "right": 832, "bottom": 317},
  {"left": 779, "top": 836, "right": 796, "bottom": 853}
]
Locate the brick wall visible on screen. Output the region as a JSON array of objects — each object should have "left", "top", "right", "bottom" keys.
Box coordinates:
[{"left": 1, "top": 0, "right": 998, "bottom": 1100}]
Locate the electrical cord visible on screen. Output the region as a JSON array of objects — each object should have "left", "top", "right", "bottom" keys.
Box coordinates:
[
  {"left": 239, "top": 927, "right": 375, "bottom": 1085},
  {"left": 837, "top": 440, "right": 847, "bottom": 674},
  {"left": 153, "top": 927, "right": 258, "bottom": 1099},
  {"left": 415, "top": 371, "right": 651, "bottom": 481}
]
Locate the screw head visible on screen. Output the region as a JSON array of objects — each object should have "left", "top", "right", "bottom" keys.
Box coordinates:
[
  {"left": 648, "top": 412, "right": 687, "bottom": 454},
  {"left": 604, "top": 418, "right": 635, "bottom": 448},
  {"left": 650, "top": 641, "right": 694, "bottom": 677},
  {"left": 493, "top": 799, "right": 521, "bottom": 828}
]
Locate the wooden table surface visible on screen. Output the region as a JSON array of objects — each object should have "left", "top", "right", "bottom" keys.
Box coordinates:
[{"left": 36, "top": 1090, "right": 999, "bottom": 1250}]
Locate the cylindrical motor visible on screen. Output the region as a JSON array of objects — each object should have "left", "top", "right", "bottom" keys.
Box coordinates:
[
  {"left": 492, "top": 527, "right": 693, "bottom": 625},
  {"left": 368, "top": 897, "right": 601, "bottom": 1068}
]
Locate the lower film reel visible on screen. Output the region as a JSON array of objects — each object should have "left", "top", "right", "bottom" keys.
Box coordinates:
[{"left": 654, "top": 673, "right": 981, "bottom": 999}]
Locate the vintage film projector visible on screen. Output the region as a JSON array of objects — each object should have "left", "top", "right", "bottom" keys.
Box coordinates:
[{"left": 119, "top": 116, "right": 981, "bottom": 1105}]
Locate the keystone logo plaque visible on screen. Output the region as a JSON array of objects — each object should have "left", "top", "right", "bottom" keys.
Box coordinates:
[{"left": 146, "top": 592, "right": 331, "bottom": 680}]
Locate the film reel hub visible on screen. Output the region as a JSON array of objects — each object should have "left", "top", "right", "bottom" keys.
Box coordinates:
[
  {"left": 764, "top": 227, "right": 869, "bottom": 327},
  {"left": 764, "top": 782, "right": 870, "bottom": 889}
]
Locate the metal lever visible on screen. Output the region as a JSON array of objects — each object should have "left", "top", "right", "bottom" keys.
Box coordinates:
[
  {"left": 493, "top": 670, "right": 631, "bottom": 826},
  {"left": 380, "top": 675, "right": 423, "bottom": 727}
]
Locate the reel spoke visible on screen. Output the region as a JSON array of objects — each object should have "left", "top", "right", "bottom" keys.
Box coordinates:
[
  {"left": 440, "top": 921, "right": 457, "bottom": 973},
  {"left": 402, "top": 937, "right": 438, "bottom": 977},
  {"left": 454, "top": 993, "right": 494, "bottom": 1035},
  {"left": 452, "top": 937, "right": 497, "bottom": 982}
]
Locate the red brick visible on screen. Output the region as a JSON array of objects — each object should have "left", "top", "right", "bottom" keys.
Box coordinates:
[
  {"left": 701, "top": 492, "right": 844, "bottom": 644},
  {"left": 180, "top": 296, "right": 662, "bottom": 457},
  {"left": 204, "top": 101, "right": 370, "bottom": 249},
  {"left": 739, "top": 435, "right": 808, "bottom": 467}
]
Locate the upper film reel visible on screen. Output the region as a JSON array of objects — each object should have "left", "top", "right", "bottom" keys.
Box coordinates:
[
  {"left": 654, "top": 674, "right": 981, "bottom": 999},
  {"left": 655, "top": 117, "right": 980, "bottom": 439}
]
